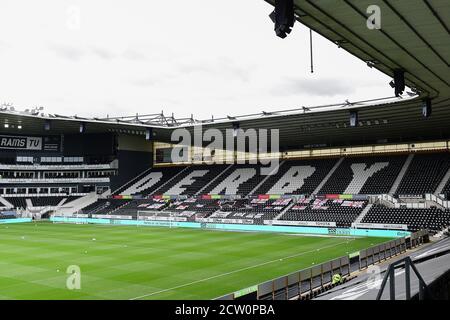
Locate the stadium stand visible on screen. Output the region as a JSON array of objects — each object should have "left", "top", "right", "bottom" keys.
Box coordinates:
[
  {"left": 318, "top": 155, "right": 407, "bottom": 195},
  {"left": 1, "top": 0, "right": 449, "bottom": 301},
  {"left": 209, "top": 198, "right": 293, "bottom": 224},
  {"left": 154, "top": 165, "right": 230, "bottom": 196},
  {"left": 441, "top": 180, "right": 450, "bottom": 199},
  {"left": 279, "top": 198, "right": 367, "bottom": 227},
  {"left": 72, "top": 152, "right": 450, "bottom": 233},
  {"left": 200, "top": 165, "right": 266, "bottom": 196},
  {"left": 362, "top": 205, "right": 450, "bottom": 232},
  {"left": 254, "top": 158, "right": 338, "bottom": 195},
  {"left": 30, "top": 197, "right": 66, "bottom": 207},
  {"left": 396, "top": 152, "right": 450, "bottom": 196},
  {"left": 81, "top": 199, "right": 131, "bottom": 215},
  {"left": 117, "top": 166, "right": 185, "bottom": 196},
  {"left": 111, "top": 198, "right": 171, "bottom": 217},
  {"left": 166, "top": 198, "right": 221, "bottom": 215},
  {"left": 2, "top": 197, "right": 27, "bottom": 209}
]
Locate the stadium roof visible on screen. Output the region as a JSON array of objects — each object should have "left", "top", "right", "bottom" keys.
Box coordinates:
[
  {"left": 265, "top": 0, "right": 450, "bottom": 99},
  {"left": 0, "top": 0, "right": 449, "bottom": 149}
]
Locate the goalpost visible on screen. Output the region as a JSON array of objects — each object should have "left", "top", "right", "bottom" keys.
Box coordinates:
[
  {"left": 52, "top": 210, "right": 88, "bottom": 225},
  {"left": 136, "top": 210, "right": 178, "bottom": 229},
  {"left": 74, "top": 211, "right": 85, "bottom": 224}
]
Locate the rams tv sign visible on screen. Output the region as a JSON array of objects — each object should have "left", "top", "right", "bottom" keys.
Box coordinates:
[{"left": 0, "top": 135, "right": 42, "bottom": 150}]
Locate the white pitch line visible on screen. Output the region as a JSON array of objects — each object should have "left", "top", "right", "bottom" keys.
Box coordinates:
[{"left": 129, "top": 238, "right": 356, "bottom": 300}]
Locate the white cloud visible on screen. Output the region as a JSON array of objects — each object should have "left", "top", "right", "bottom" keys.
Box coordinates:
[{"left": 0, "top": 0, "right": 393, "bottom": 120}]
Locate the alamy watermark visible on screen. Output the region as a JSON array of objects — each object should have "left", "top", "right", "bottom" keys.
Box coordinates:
[
  {"left": 365, "top": 265, "right": 382, "bottom": 289},
  {"left": 367, "top": 5, "right": 381, "bottom": 30},
  {"left": 66, "top": 5, "right": 81, "bottom": 31},
  {"left": 66, "top": 265, "right": 81, "bottom": 290},
  {"left": 171, "top": 125, "right": 279, "bottom": 176}
]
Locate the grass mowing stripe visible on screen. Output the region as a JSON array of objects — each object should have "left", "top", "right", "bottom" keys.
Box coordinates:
[
  {"left": 129, "top": 238, "right": 354, "bottom": 300},
  {"left": 0, "top": 222, "right": 390, "bottom": 299}
]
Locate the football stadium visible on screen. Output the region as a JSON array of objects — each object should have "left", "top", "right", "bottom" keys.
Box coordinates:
[{"left": 1, "top": 0, "right": 450, "bottom": 306}]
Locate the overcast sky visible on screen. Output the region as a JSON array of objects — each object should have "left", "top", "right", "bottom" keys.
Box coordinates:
[{"left": 0, "top": 0, "right": 393, "bottom": 120}]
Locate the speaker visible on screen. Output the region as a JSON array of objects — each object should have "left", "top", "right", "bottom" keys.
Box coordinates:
[
  {"left": 349, "top": 111, "right": 358, "bottom": 127},
  {"left": 145, "top": 128, "right": 153, "bottom": 141},
  {"left": 232, "top": 122, "right": 240, "bottom": 138},
  {"left": 44, "top": 120, "right": 51, "bottom": 131},
  {"left": 422, "top": 98, "right": 432, "bottom": 118},
  {"left": 273, "top": 0, "right": 295, "bottom": 39},
  {"left": 393, "top": 69, "right": 405, "bottom": 96}
]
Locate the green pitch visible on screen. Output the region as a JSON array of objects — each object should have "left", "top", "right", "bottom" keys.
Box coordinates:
[{"left": 0, "top": 222, "right": 390, "bottom": 300}]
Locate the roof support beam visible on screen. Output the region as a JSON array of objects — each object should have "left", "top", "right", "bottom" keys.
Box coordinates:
[
  {"left": 423, "top": 0, "right": 450, "bottom": 35},
  {"left": 382, "top": 0, "right": 449, "bottom": 67},
  {"left": 341, "top": 0, "right": 449, "bottom": 90},
  {"left": 296, "top": 0, "right": 440, "bottom": 97}
]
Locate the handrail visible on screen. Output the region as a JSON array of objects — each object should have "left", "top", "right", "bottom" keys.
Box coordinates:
[{"left": 376, "top": 256, "right": 432, "bottom": 300}]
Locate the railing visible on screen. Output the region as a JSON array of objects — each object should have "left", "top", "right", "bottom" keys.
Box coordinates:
[
  {"left": 0, "top": 177, "right": 110, "bottom": 184},
  {"left": 0, "top": 163, "right": 113, "bottom": 170},
  {"left": 359, "top": 238, "right": 407, "bottom": 269},
  {"left": 215, "top": 230, "right": 429, "bottom": 300},
  {"left": 425, "top": 193, "right": 450, "bottom": 209},
  {"left": 376, "top": 257, "right": 431, "bottom": 300}
]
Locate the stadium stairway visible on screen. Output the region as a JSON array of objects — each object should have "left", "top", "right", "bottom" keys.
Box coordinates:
[
  {"left": 312, "top": 158, "right": 343, "bottom": 195},
  {"left": 119, "top": 170, "right": 164, "bottom": 196},
  {"left": 152, "top": 166, "right": 191, "bottom": 194},
  {"left": 53, "top": 192, "right": 99, "bottom": 216},
  {"left": 58, "top": 198, "right": 67, "bottom": 206},
  {"left": 389, "top": 154, "right": 414, "bottom": 195},
  {"left": 106, "top": 201, "right": 133, "bottom": 215},
  {"left": 0, "top": 197, "right": 13, "bottom": 209},
  {"left": 352, "top": 203, "right": 373, "bottom": 224},
  {"left": 25, "top": 199, "right": 33, "bottom": 208},
  {"left": 194, "top": 164, "right": 234, "bottom": 195},
  {"left": 248, "top": 160, "right": 285, "bottom": 195},
  {"left": 111, "top": 167, "right": 154, "bottom": 195},
  {"left": 376, "top": 194, "right": 398, "bottom": 208},
  {"left": 395, "top": 153, "right": 450, "bottom": 196},
  {"left": 272, "top": 198, "right": 297, "bottom": 221},
  {"left": 434, "top": 167, "right": 450, "bottom": 195},
  {"left": 201, "top": 165, "right": 262, "bottom": 196}
]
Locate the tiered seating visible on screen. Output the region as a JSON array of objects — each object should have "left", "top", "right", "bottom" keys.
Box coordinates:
[
  {"left": 211, "top": 198, "right": 293, "bottom": 224},
  {"left": 442, "top": 180, "right": 450, "bottom": 199},
  {"left": 3, "top": 197, "right": 28, "bottom": 209},
  {"left": 201, "top": 165, "right": 268, "bottom": 196},
  {"left": 81, "top": 199, "right": 131, "bottom": 215},
  {"left": 280, "top": 198, "right": 367, "bottom": 227},
  {"left": 396, "top": 153, "right": 450, "bottom": 196},
  {"left": 63, "top": 196, "right": 82, "bottom": 204},
  {"left": 118, "top": 166, "right": 185, "bottom": 196},
  {"left": 155, "top": 165, "right": 229, "bottom": 196},
  {"left": 31, "top": 197, "right": 65, "bottom": 207},
  {"left": 166, "top": 198, "right": 220, "bottom": 217},
  {"left": 112, "top": 198, "right": 171, "bottom": 217},
  {"left": 254, "top": 158, "right": 338, "bottom": 195},
  {"left": 362, "top": 205, "right": 450, "bottom": 232},
  {"left": 430, "top": 211, "right": 450, "bottom": 232},
  {"left": 73, "top": 152, "right": 450, "bottom": 231},
  {"left": 319, "top": 155, "right": 406, "bottom": 195},
  {"left": 113, "top": 168, "right": 153, "bottom": 195}
]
